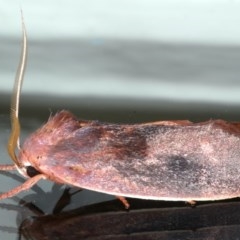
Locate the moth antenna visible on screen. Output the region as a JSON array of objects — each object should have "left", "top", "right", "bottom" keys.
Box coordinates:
[{"left": 7, "top": 10, "right": 28, "bottom": 167}]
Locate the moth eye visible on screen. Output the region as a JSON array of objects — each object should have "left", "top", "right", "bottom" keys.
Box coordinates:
[{"left": 26, "top": 166, "right": 41, "bottom": 177}]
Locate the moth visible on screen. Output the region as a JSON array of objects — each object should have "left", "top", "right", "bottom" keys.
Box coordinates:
[{"left": 1, "top": 14, "right": 240, "bottom": 208}]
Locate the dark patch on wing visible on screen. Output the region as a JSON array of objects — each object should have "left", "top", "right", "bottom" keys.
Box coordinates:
[
  {"left": 162, "top": 154, "right": 209, "bottom": 183},
  {"left": 106, "top": 127, "right": 148, "bottom": 161},
  {"left": 166, "top": 155, "right": 194, "bottom": 173},
  {"left": 114, "top": 151, "right": 213, "bottom": 195}
]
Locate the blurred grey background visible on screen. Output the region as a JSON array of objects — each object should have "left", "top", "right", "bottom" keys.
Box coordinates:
[{"left": 1, "top": 0, "right": 240, "bottom": 114}]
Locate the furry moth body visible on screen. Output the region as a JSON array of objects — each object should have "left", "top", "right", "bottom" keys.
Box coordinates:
[
  {"left": 19, "top": 112, "right": 240, "bottom": 202},
  {"left": 1, "top": 13, "right": 240, "bottom": 207}
]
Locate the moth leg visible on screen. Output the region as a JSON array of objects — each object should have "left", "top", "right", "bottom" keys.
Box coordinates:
[
  {"left": 0, "top": 164, "right": 17, "bottom": 171},
  {"left": 0, "top": 174, "right": 45, "bottom": 200},
  {"left": 52, "top": 188, "right": 72, "bottom": 214},
  {"left": 186, "top": 200, "right": 196, "bottom": 207},
  {"left": 116, "top": 195, "right": 130, "bottom": 209}
]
